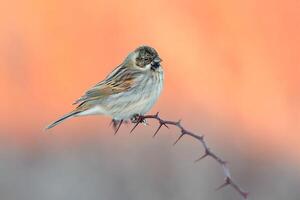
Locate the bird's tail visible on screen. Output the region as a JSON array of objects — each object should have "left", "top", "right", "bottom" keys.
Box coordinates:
[{"left": 45, "top": 110, "right": 80, "bottom": 130}]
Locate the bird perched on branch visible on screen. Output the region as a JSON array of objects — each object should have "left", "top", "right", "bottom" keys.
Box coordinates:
[{"left": 46, "top": 45, "right": 164, "bottom": 131}]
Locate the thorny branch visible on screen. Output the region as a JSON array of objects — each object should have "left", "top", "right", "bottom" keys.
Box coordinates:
[{"left": 115, "top": 112, "right": 248, "bottom": 199}]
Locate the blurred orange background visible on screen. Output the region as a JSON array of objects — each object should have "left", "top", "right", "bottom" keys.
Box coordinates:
[
  {"left": 0, "top": 0, "right": 300, "bottom": 200},
  {"left": 1, "top": 0, "right": 299, "bottom": 157}
]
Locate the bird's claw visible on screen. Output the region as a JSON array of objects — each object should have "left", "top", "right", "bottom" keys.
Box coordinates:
[{"left": 131, "top": 114, "right": 148, "bottom": 126}]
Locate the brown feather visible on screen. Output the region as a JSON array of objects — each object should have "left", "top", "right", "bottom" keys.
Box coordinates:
[{"left": 73, "top": 67, "right": 136, "bottom": 105}]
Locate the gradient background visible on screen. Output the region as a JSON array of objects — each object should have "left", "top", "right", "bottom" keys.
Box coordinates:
[{"left": 1, "top": 0, "right": 300, "bottom": 199}]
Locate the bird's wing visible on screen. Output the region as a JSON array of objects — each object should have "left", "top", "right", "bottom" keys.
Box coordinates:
[{"left": 73, "top": 65, "right": 135, "bottom": 105}]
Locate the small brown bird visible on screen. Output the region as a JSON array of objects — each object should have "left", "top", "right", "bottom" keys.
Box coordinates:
[{"left": 46, "top": 45, "right": 163, "bottom": 130}]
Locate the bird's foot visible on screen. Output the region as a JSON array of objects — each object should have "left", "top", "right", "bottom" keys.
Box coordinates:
[{"left": 131, "top": 114, "right": 148, "bottom": 126}]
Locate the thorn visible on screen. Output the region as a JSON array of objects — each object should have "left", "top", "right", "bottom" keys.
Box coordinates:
[
  {"left": 241, "top": 192, "right": 249, "bottom": 199},
  {"left": 130, "top": 118, "right": 142, "bottom": 133},
  {"left": 173, "top": 132, "right": 185, "bottom": 145},
  {"left": 215, "top": 177, "right": 230, "bottom": 191},
  {"left": 155, "top": 112, "right": 159, "bottom": 117},
  {"left": 194, "top": 153, "right": 208, "bottom": 163},
  {"left": 153, "top": 124, "right": 163, "bottom": 138},
  {"left": 177, "top": 119, "right": 182, "bottom": 125},
  {"left": 205, "top": 148, "right": 211, "bottom": 156},
  {"left": 114, "top": 120, "right": 123, "bottom": 135},
  {"left": 162, "top": 123, "right": 169, "bottom": 129},
  {"left": 130, "top": 122, "right": 140, "bottom": 133}
]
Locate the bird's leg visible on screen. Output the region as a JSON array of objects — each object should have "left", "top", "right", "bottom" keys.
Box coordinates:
[{"left": 131, "top": 114, "right": 148, "bottom": 125}]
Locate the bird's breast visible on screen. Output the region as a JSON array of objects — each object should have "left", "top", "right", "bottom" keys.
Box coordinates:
[{"left": 104, "top": 70, "right": 163, "bottom": 120}]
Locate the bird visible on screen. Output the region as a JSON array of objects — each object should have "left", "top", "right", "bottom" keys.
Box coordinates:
[{"left": 46, "top": 45, "right": 164, "bottom": 132}]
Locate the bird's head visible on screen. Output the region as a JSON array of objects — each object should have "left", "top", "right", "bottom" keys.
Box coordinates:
[{"left": 126, "top": 45, "right": 162, "bottom": 71}]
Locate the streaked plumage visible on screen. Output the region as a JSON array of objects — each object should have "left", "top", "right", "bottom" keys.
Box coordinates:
[{"left": 46, "top": 45, "right": 163, "bottom": 130}]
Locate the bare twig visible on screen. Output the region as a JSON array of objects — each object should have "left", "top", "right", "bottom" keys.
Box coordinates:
[{"left": 127, "top": 112, "right": 248, "bottom": 199}]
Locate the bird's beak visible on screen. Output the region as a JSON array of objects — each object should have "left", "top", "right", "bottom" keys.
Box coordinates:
[
  {"left": 154, "top": 57, "right": 162, "bottom": 63},
  {"left": 151, "top": 57, "right": 162, "bottom": 70}
]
